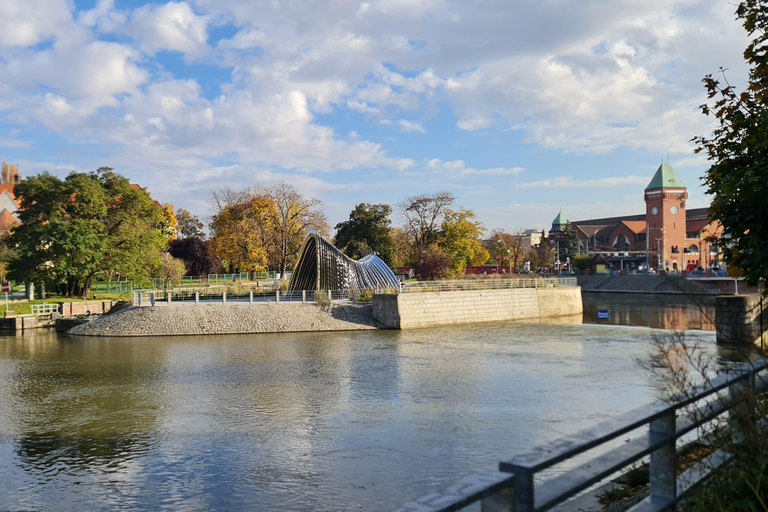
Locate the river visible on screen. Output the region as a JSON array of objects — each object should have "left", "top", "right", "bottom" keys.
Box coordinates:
[{"left": 0, "top": 294, "right": 751, "bottom": 510}]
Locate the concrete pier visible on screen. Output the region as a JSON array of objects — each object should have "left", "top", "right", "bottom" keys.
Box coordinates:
[
  {"left": 372, "top": 287, "right": 583, "bottom": 329},
  {"left": 716, "top": 294, "right": 767, "bottom": 344}
]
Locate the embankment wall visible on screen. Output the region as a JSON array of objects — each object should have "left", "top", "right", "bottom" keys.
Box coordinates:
[
  {"left": 66, "top": 303, "right": 378, "bottom": 337},
  {"left": 372, "top": 287, "right": 583, "bottom": 329},
  {"left": 716, "top": 295, "right": 768, "bottom": 344}
]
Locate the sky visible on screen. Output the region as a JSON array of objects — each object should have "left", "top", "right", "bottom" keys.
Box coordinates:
[{"left": 0, "top": 0, "right": 753, "bottom": 234}]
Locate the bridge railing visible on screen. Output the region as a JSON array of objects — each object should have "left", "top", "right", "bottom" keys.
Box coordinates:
[
  {"left": 399, "top": 277, "right": 577, "bottom": 294},
  {"left": 397, "top": 358, "right": 768, "bottom": 512},
  {"left": 130, "top": 289, "right": 353, "bottom": 305}
]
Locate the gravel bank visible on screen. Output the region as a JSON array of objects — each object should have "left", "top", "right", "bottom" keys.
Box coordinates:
[{"left": 66, "top": 302, "right": 379, "bottom": 337}]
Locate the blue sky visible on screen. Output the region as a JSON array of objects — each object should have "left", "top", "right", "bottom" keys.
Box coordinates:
[{"left": 0, "top": 0, "right": 752, "bottom": 232}]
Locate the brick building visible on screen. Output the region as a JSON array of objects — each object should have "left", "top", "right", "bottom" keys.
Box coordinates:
[{"left": 550, "top": 163, "right": 723, "bottom": 272}]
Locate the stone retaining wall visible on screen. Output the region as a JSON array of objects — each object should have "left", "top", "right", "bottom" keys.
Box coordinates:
[
  {"left": 716, "top": 294, "right": 768, "bottom": 344},
  {"left": 372, "top": 287, "right": 583, "bottom": 329},
  {"left": 66, "top": 302, "right": 378, "bottom": 337}
]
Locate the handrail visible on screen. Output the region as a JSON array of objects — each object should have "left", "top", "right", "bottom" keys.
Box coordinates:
[
  {"left": 397, "top": 359, "right": 768, "bottom": 512},
  {"left": 399, "top": 277, "right": 577, "bottom": 293},
  {"left": 31, "top": 303, "right": 59, "bottom": 315}
]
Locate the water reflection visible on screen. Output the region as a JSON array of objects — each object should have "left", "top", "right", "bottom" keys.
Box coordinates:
[
  {"left": 0, "top": 302, "right": 747, "bottom": 510},
  {"left": 583, "top": 292, "right": 716, "bottom": 331}
]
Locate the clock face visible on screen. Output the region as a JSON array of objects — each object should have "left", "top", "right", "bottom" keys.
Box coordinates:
[
  {"left": 670, "top": 206, "right": 678, "bottom": 214},
  {"left": 651, "top": 207, "right": 658, "bottom": 215}
]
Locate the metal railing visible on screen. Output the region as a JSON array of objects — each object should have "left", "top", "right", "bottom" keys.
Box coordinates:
[
  {"left": 31, "top": 303, "right": 60, "bottom": 315},
  {"left": 397, "top": 359, "right": 768, "bottom": 512},
  {"left": 131, "top": 288, "right": 351, "bottom": 306},
  {"left": 399, "top": 277, "right": 577, "bottom": 293}
]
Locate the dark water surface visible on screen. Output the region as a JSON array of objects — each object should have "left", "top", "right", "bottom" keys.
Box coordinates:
[{"left": 0, "top": 300, "right": 735, "bottom": 510}]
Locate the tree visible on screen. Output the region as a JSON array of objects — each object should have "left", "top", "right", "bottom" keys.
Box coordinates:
[
  {"left": 528, "top": 231, "right": 553, "bottom": 270},
  {"left": 209, "top": 194, "right": 276, "bottom": 273},
  {"left": 489, "top": 229, "right": 527, "bottom": 270},
  {"left": 7, "top": 168, "right": 165, "bottom": 296},
  {"left": 259, "top": 182, "right": 330, "bottom": 276},
  {"left": 168, "top": 237, "right": 220, "bottom": 276},
  {"left": 398, "top": 191, "right": 456, "bottom": 268},
  {"left": 389, "top": 227, "right": 416, "bottom": 268},
  {"left": 154, "top": 253, "right": 186, "bottom": 291},
  {"left": 175, "top": 208, "right": 206, "bottom": 239},
  {"left": 159, "top": 203, "right": 178, "bottom": 242},
  {"left": 692, "top": 1, "right": 768, "bottom": 287},
  {"left": 419, "top": 243, "right": 452, "bottom": 280},
  {"left": 334, "top": 203, "right": 395, "bottom": 266},
  {"left": 438, "top": 208, "right": 489, "bottom": 275},
  {"left": 1, "top": 162, "right": 20, "bottom": 184},
  {"left": 559, "top": 222, "right": 580, "bottom": 263}
]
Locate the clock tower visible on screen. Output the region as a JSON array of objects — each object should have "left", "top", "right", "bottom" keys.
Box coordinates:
[{"left": 644, "top": 163, "right": 687, "bottom": 271}]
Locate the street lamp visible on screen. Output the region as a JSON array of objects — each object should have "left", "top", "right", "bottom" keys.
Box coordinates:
[
  {"left": 497, "top": 237, "right": 512, "bottom": 274},
  {"left": 646, "top": 226, "right": 665, "bottom": 273}
]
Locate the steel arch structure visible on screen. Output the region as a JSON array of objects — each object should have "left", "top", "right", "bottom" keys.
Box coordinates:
[{"left": 287, "top": 233, "right": 400, "bottom": 293}]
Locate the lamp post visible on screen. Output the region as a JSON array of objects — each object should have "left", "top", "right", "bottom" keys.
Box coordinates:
[{"left": 646, "top": 226, "right": 665, "bottom": 273}]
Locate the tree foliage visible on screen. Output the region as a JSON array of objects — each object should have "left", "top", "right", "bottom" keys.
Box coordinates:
[
  {"left": 7, "top": 168, "right": 165, "bottom": 296},
  {"left": 1, "top": 161, "right": 20, "bottom": 184},
  {"left": 175, "top": 208, "right": 206, "bottom": 239},
  {"left": 559, "top": 222, "right": 580, "bottom": 262},
  {"left": 209, "top": 194, "right": 276, "bottom": 273},
  {"left": 398, "top": 191, "right": 456, "bottom": 267},
  {"left": 334, "top": 203, "right": 395, "bottom": 266},
  {"left": 258, "top": 182, "right": 329, "bottom": 275},
  {"left": 438, "top": 208, "right": 489, "bottom": 275},
  {"left": 692, "top": 0, "right": 768, "bottom": 286},
  {"left": 168, "top": 237, "right": 220, "bottom": 276},
  {"left": 419, "top": 243, "right": 452, "bottom": 280},
  {"left": 489, "top": 229, "right": 527, "bottom": 269}
]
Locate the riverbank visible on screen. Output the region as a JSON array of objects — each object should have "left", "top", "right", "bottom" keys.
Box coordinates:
[
  {"left": 578, "top": 275, "right": 756, "bottom": 295},
  {"left": 66, "top": 302, "right": 378, "bottom": 337}
]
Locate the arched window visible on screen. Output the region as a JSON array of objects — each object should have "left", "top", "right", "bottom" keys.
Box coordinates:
[{"left": 688, "top": 244, "right": 699, "bottom": 254}]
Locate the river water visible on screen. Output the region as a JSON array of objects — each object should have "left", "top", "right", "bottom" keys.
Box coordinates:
[{"left": 0, "top": 294, "right": 749, "bottom": 510}]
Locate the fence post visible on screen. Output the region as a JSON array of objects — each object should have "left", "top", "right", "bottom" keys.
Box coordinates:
[
  {"left": 167, "top": 292, "right": 171, "bottom": 305},
  {"left": 249, "top": 290, "right": 253, "bottom": 303},
  {"left": 352, "top": 290, "right": 356, "bottom": 303},
  {"left": 276, "top": 290, "right": 280, "bottom": 303},
  {"left": 729, "top": 372, "right": 755, "bottom": 444},
  {"left": 150, "top": 292, "right": 155, "bottom": 307},
  {"left": 222, "top": 291, "right": 227, "bottom": 303},
  {"left": 649, "top": 409, "right": 677, "bottom": 504},
  {"left": 302, "top": 290, "right": 306, "bottom": 304},
  {"left": 138, "top": 292, "right": 142, "bottom": 307},
  {"left": 195, "top": 292, "right": 199, "bottom": 305},
  {"left": 514, "top": 469, "right": 535, "bottom": 512},
  {"left": 481, "top": 486, "right": 515, "bottom": 512},
  {"left": 328, "top": 290, "right": 332, "bottom": 302}
]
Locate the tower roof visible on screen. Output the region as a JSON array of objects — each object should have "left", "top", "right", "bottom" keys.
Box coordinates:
[
  {"left": 551, "top": 210, "right": 568, "bottom": 232},
  {"left": 645, "top": 163, "right": 685, "bottom": 191},
  {"left": 552, "top": 210, "right": 568, "bottom": 225}
]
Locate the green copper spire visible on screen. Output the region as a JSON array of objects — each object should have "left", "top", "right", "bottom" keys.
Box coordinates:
[
  {"left": 645, "top": 163, "right": 685, "bottom": 191},
  {"left": 552, "top": 210, "right": 568, "bottom": 225}
]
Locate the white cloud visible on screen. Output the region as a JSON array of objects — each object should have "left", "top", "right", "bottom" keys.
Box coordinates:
[
  {"left": 398, "top": 119, "right": 426, "bottom": 133},
  {"left": 127, "top": 1, "right": 209, "bottom": 58},
  {"left": 516, "top": 175, "right": 651, "bottom": 189}
]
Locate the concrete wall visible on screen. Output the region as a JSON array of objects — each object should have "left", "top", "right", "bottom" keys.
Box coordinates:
[
  {"left": 59, "top": 300, "right": 115, "bottom": 316},
  {"left": 372, "top": 287, "right": 583, "bottom": 329},
  {"left": 716, "top": 294, "right": 768, "bottom": 344}
]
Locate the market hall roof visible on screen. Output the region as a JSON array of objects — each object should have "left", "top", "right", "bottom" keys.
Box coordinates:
[
  {"left": 645, "top": 163, "right": 686, "bottom": 191},
  {"left": 288, "top": 232, "right": 400, "bottom": 293}
]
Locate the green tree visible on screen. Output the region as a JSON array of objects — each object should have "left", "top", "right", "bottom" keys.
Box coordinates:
[
  {"left": 559, "top": 222, "right": 580, "bottom": 263},
  {"left": 438, "top": 208, "right": 489, "bottom": 275},
  {"left": 175, "top": 208, "right": 206, "bottom": 239},
  {"left": 398, "top": 191, "right": 456, "bottom": 268},
  {"left": 334, "top": 203, "right": 395, "bottom": 267},
  {"left": 692, "top": 0, "right": 768, "bottom": 286},
  {"left": 8, "top": 168, "right": 165, "bottom": 296}
]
